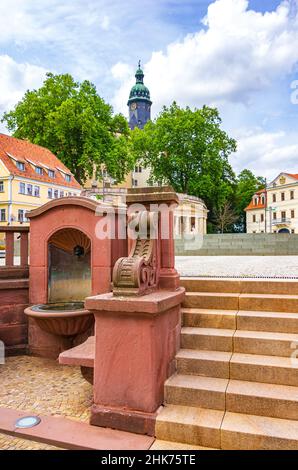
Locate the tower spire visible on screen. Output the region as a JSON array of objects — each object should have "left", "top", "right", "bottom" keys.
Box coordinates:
[{"left": 128, "top": 60, "right": 152, "bottom": 130}]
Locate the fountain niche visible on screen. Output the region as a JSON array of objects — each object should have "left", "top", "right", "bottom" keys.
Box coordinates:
[{"left": 25, "top": 197, "right": 126, "bottom": 358}]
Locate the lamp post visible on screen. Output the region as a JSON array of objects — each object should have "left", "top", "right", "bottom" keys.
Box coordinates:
[{"left": 266, "top": 206, "right": 277, "bottom": 233}]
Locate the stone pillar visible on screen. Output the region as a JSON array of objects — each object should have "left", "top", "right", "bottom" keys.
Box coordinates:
[
  {"left": 86, "top": 288, "right": 184, "bottom": 435},
  {"left": 126, "top": 187, "right": 180, "bottom": 290},
  {"left": 195, "top": 215, "right": 200, "bottom": 234},
  {"left": 174, "top": 216, "right": 180, "bottom": 238}
]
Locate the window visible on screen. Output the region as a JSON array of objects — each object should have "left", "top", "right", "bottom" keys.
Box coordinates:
[
  {"left": 261, "top": 196, "right": 265, "bottom": 205},
  {"left": 134, "top": 166, "right": 142, "bottom": 173},
  {"left": 281, "top": 192, "right": 285, "bottom": 201},
  {"left": 34, "top": 186, "right": 40, "bottom": 197},
  {"left": 35, "top": 166, "right": 43, "bottom": 175},
  {"left": 16, "top": 161, "right": 25, "bottom": 171},
  {"left": 132, "top": 179, "right": 138, "bottom": 187},
  {"left": 273, "top": 212, "right": 277, "bottom": 220},
  {"left": 48, "top": 169, "right": 55, "bottom": 178},
  {"left": 291, "top": 191, "right": 295, "bottom": 200},
  {"left": 54, "top": 189, "right": 59, "bottom": 199},
  {"left": 253, "top": 215, "right": 256, "bottom": 223},
  {"left": 272, "top": 194, "right": 276, "bottom": 203},
  {"left": 281, "top": 211, "right": 286, "bottom": 221},
  {"left": 18, "top": 209, "right": 27, "bottom": 223},
  {"left": 0, "top": 181, "right": 3, "bottom": 192},
  {"left": 0, "top": 209, "right": 6, "bottom": 221},
  {"left": 48, "top": 188, "right": 53, "bottom": 199},
  {"left": 60, "top": 190, "right": 64, "bottom": 198},
  {"left": 19, "top": 182, "right": 26, "bottom": 194},
  {"left": 254, "top": 197, "right": 258, "bottom": 206},
  {"left": 292, "top": 229, "right": 295, "bottom": 234},
  {"left": 27, "top": 184, "right": 33, "bottom": 196},
  {"left": 65, "top": 174, "right": 71, "bottom": 183},
  {"left": 261, "top": 214, "right": 264, "bottom": 222},
  {"left": 291, "top": 210, "right": 295, "bottom": 219}
]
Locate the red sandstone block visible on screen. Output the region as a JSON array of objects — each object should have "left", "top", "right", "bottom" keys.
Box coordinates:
[
  {"left": 0, "top": 407, "right": 154, "bottom": 450},
  {"left": 0, "top": 323, "right": 28, "bottom": 346},
  {"left": 91, "top": 266, "right": 112, "bottom": 296},
  {"left": 0, "top": 289, "right": 29, "bottom": 306},
  {"left": 29, "top": 267, "right": 47, "bottom": 304},
  {"left": 0, "top": 304, "right": 28, "bottom": 325}
]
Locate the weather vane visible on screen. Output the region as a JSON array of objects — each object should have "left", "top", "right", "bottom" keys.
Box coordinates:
[{"left": 138, "top": 59, "right": 141, "bottom": 68}]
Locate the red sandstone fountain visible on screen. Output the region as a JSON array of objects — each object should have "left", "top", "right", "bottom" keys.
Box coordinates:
[{"left": 24, "top": 196, "right": 126, "bottom": 358}]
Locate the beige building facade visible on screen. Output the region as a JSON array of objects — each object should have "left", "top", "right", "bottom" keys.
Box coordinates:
[{"left": 246, "top": 173, "right": 298, "bottom": 234}]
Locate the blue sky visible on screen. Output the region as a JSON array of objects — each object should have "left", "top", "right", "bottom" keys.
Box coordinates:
[{"left": 0, "top": 0, "right": 298, "bottom": 180}]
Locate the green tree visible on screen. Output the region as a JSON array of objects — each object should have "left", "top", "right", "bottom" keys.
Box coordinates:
[
  {"left": 235, "top": 169, "right": 265, "bottom": 231},
  {"left": 2, "top": 73, "right": 134, "bottom": 184},
  {"left": 130, "top": 102, "right": 237, "bottom": 222}
]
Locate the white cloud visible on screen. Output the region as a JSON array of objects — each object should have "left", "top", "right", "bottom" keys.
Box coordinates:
[
  {"left": 112, "top": 0, "right": 298, "bottom": 114},
  {"left": 100, "top": 15, "right": 110, "bottom": 31},
  {"left": 0, "top": 55, "right": 47, "bottom": 133},
  {"left": 231, "top": 128, "right": 298, "bottom": 180}
]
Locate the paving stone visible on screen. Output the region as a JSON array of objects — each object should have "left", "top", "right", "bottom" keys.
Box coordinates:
[{"left": 0, "top": 356, "right": 93, "bottom": 450}]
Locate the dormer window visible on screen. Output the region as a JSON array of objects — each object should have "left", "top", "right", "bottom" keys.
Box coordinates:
[
  {"left": 65, "top": 174, "right": 71, "bottom": 183},
  {"left": 48, "top": 169, "right": 55, "bottom": 178},
  {"left": 16, "top": 161, "right": 25, "bottom": 171},
  {"left": 35, "top": 166, "right": 43, "bottom": 175}
]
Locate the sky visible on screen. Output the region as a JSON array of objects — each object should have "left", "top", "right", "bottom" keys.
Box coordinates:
[{"left": 0, "top": 0, "right": 298, "bottom": 181}]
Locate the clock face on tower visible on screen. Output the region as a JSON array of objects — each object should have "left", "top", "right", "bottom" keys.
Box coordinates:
[{"left": 130, "top": 103, "right": 137, "bottom": 111}]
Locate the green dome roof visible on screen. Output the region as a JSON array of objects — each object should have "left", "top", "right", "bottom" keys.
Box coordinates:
[{"left": 127, "top": 61, "right": 152, "bottom": 105}]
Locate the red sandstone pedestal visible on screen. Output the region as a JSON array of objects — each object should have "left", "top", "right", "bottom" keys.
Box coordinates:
[{"left": 85, "top": 287, "right": 185, "bottom": 436}]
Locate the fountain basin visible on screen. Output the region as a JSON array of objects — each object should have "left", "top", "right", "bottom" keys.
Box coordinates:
[{"left": 24, "top": 302, "right": 94, "bottom": 337}]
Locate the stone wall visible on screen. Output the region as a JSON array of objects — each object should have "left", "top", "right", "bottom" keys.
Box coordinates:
[
  {"left": 0, "top": 268, "right": 29, "bottom": 356},
  {"left": 175, "top": 233, "right": 298, "bottom": 256}
]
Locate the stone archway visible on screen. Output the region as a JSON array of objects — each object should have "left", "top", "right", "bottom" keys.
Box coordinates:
[{"left": 278, "top": 228, "right": 290, "bottom": 234}]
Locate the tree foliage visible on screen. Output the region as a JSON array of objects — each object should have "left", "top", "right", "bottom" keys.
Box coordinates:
[
  {"left": 2, "top": 73, "right": 134, "bottom": 184},
  {"left": 130, "top": 102, "right": 237, "bottom": 219},
  {"left": 234, "top": 169, "right": 265, "bottom": 231}
]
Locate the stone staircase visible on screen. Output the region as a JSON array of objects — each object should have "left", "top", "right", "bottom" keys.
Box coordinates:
[{"left": 156, "top": 278, "right": 298, "bottom": 449}]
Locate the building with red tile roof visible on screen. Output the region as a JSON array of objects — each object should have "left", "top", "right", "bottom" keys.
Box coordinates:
[
  {"left": 0, "top": 134, "right": 81, "bottom": 225},
  {"left": 246, "top": 173, "right": 298, "bottom": 234}
]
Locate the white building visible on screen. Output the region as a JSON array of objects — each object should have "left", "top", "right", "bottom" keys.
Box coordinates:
[{"left": 246, "top": 173, "right": 298, "bottom": 234}]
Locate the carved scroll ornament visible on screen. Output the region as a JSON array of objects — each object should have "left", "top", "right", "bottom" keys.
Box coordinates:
[{"left": 113, "top": 211, "right": 159, "bottom": 296}]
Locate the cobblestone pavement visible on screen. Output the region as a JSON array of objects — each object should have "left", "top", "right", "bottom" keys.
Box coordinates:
[
  {"left": 0, "top": 356, "right": 93, "bottom": 450},
  {"left": 176, "top": 256, "right": 298, "bottom": 279},
  {"left": 0, "top": 433, "right": 62, "bottom": 450}
]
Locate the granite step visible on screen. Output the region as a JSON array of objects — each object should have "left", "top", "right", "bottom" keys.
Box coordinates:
[
  {"left": 181, "top": 327, "right": 234, "bottom": 352},
  {"left": 183, "top": 292, "right": 239, "bottom": 310},
  {"left": 230, "top": 352, "right": 298, "bottom": 386},
  {"left": 237, "top": 310, "right": 298, "bottom": 334},
  {"left": 180, "top": 278, "right": 298, "bottom": 295},
  {"left": 176, "top": 349, "right": 232, "bottom": 378},
  {"left": 155, "top": 404, "right": 224, "bottom": 448},
  {"left": 182, "top": 308, "right": 236, "bottom": 329},
  {"left": 221, "top": 412, "right": 298, "bottom": 450},
  {"left": 183, "top": 292, "right": 298, "bottom": 313},
  {"left": 165, "top": 374, "right": 228, "bottom": 410},
  {"left": 239, "top": 293, "right": 298, "bottom": 313},
  {"left": 226, "top": 379, "right": 298, "bottom": 420},
  {"left": 234, "top": 330, "right": 298, "bottom": 357}
]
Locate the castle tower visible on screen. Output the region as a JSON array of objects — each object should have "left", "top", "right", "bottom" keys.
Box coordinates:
[{"left": 128, "top": 61, "right": 152, "bottom": 130}]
